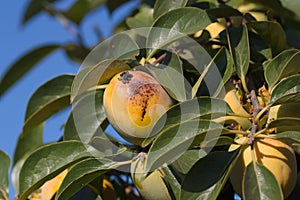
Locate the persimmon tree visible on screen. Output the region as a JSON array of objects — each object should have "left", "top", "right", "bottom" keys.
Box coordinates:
[{"left": 1, "top": 0, "right": 300, "bottom": 200}]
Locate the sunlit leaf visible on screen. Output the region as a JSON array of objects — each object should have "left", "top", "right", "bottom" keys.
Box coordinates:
[
  {"left": 269, "top": 74, "right": 300, "bottom": 105},
  {"left": 171, "top": 149, "right": 207, "bottom": 174},
  {"left": 147, "top": 7, "right": 213, "bottom": 59},
  {"left": 64, "top": 90, "right": 105, "bottom": 143},
  {"left": 55, "top": 158, "right": 114, "bottom": 200},
  {"left": 243, "top": 162, "right": 283, "bottom": 200},
  {"left": 145, "top": 119, "right": 225, "bottom": 173},
  {"left": 146, "top": 52, "right": 187, "bottom": 101},
  {"left": 14, "top": 124, "right": 43, "bottom": 165},
  {"left": 264, "top": 49, "right": 300, "bottom": 90},
  {"left": 23, "top": 74, "right": 74, "bottom": 133},
  {"left": 126, "top": 6, "right": 153, "bottom": 29},
  {"left": 0, "top": 44, "right": 60, "bottom": 97},
  {"left": 18, "top": 141, "right": 103, "bottom": 200},
  {"left": 227, "top": 24, "right": 250, "bottom": 92},
  {"left": 71, "top": 59, "right": 130, "bottom": 101},
  {"left": 272, "top": 131, "right": 300, "bottom": 143},
  {"left": 0, "top": 151, "right": 10, "bottom": 200},
  {"left": 142, "top": 97, "right": 231, "bottom": 147},
  {"left": 153, "top": 0, "right": 188, "bottom": 20},
  {"left": 64, "top": 0, "right": 105, "bottom": 24}
]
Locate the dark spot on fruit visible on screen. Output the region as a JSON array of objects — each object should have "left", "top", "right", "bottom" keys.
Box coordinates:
[{"left": 118, "top": 71, "right": 133, "bottom": 84}]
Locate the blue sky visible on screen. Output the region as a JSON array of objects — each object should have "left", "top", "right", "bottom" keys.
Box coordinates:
[{"left": 0, "top": 0, "right": 139, "bottom": 197}]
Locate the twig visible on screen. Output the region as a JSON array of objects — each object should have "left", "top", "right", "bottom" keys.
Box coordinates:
[{"left": 247, "top": 89, "right": 261, "bottom": 144}]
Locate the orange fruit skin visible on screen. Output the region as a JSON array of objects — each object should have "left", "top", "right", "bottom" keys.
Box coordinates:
[
  {"left": 103, "top": 70, "right": 172, "bottom": 145},
  {"left": 230, "top": 138, "right": 297, "bottom": 198}
]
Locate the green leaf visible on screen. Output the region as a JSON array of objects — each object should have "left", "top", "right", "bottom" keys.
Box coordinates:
[
  {"left": 18, "top": 141, "right": 103, "bottom": 200},
  {"left": 192, "top": 47, "right": 234, "bottom": 98},
  {"left": 63, "top": 43, "right": 90, "bottom": 64},
  {"left": 206, "top": 7, "right": 242, "bottom": 19},
  {"left": 171, "top": 149, "right": 207, "bottom": 174},
  {"left": 153, "top": 0, "right": 188, "bottom": 20},
  {"left": 64, "top": 90, "right": 106, "bottom": 142},
  {"left": 269, "top": 74, "right": 300, "bottom": 105},
  {"left": 64, "top": 0, "right": 105, "bottom": 24},
  {"left": 145, "top": 52, "right": 186, "bottom": 101},
  {"left": 227, "top": 24, "right": 250, "bottom": 93},
  {"left": 71, "top": 59, "right": 130, "bottom": 101},
  {"left": 247, "top": 21, "right": 286, "bottom": 56},
  {"left": 80, "top": 34, "right": 139, "bottom": 69},
  {"left": 243, "top": 162, "right": 283, "bottom": 200},
  {"left": 267, "top": 118, "right": 300, "bottom": 129},
  {"left": 14, "top": 124, "right": 43, "bottom": 165},
  {"left": 145, "top": 119, "right": 225, "bottom": 173},
  {"left": 180, "top": 149, "right": 240, "bottom": 200},
  {"left": 181, "top": 151, "right": 237, "bottom": 192},
  {"left": 281, "top": 0, "right": 300, "bottom": 19},
  {"left": 272, "top": 131, "right": 300, "bottom": 142},
  {"left": 22, "top": 0, "right": 58, "bottom": 24},
  {"left": 147, "top": 7, "right": 213, "bottom": 59},
  {"left": 161, "top": 166, "right": 181, "bottom": 199},
  {"left": 23, "top": 74, "right": 74, "bottom": 133},
  {"left": 0, "top": 44, "right": 60, "bottom": 97},
  {"left": 106, "top": 0, "right": 130, "bottom": 13},
  {"left": 55, "top": 158, "right": 114, "bottom": 200},
  {"left": 142, "top": 97, "right": 231, "bottom": 147},
  {"left": 0, "top": 151, "right": 10, "bottom": 200},
  {"left": 126, "top": 6, "right": 154, "bottom": 29},
  {"left": 264, "top": 49, "right": 300, "bottom": 90}
]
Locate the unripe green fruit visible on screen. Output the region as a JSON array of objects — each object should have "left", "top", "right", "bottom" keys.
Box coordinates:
[
  {"left": 103, "top": 70, "right": 173, "bottom": 145},
  {"left": 230, "top": 138, "right": 297, "bottom": 198},
  {"left": 131, "top": 153, "right": 171, "bottom": 200}
]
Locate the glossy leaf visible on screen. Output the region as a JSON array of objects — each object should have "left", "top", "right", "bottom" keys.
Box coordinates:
[
  {"left": 14, "top": 124, "right": 43, "bottom": 165},
  {"left": 64, "top": 90, "right": 105, "bottom": 143},
  {"left": 267, "top": 118, "right": 300, "bottom": 129},
  {"left": 153, "top": 0, "right": 188, "bottom": 20},
  {"left": 264, "top": 49, "right": 300, "bottom": 90},
  {"left": 192, "top": 47, "right": 234, "bottom": 98},
  {"left": 23, "top": 74, "right": 74, "bottom": 133},
  {"left": 64, "top": 0, "right": 105, "bottom": 24},
  {"left": 247, "top": 21, "right": 286, "bottom": 56},
  {"left": 22, "top": 0, "right": 58, "bottom": 24},
  {"left": 145, "top": 119, "right": 225, "bottom": 173},
  {"left": 146, "top": 52, "right": 187, "bottom": 101},
  {"left": 142, "top": 97, "right": 231, "bottom": 147},
  {"left": 161, "top": 166, "right": 181, "bottom": 199},
  {"left": 243, "top": 162, "right": 283, "bottom": 200},
  {"left": 273, "top": 131, "right": 300, "bottom": 142},
  {"left": 80, "top": 34, "right": 139, "bottom": 69},
  {"left": 171, "top": 149, "right": 207, "bottom": 174},
  {"left": 269, "top": 74, "right": 300, "bottom": 105},
  {"left": 227, "top": 24, "right": 250, "bottom": 92},
  {"left": 18, "top": 141, "right": 103, "bottom": 200},
  {"left": 126, "top": 6, "right": 153, "bottom": 29},
  {"left": 0, "top": 151, "right": 10, "bottom": 200},
  {"left": 55, "top": 158, "right": 114, "bottom": 200},
  {"left": 0, "top": 44, "right": 60, "bottom": 97},
  {"left": 147, "top": 7, "right": 213, "bottom": 59},
  {"left": 71, "top": 59, "right": 130, "bottom": 101},
  {"left": 180, "top": 150, "right": 240, "bottom": 200},
  {"left": 181, "top": 151, "right": 237, "bottom": 192}
]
